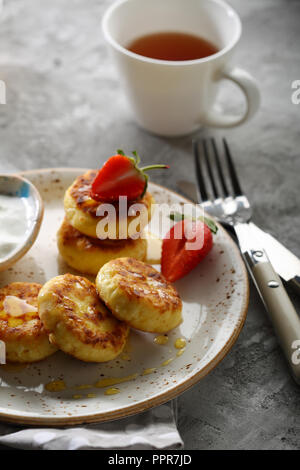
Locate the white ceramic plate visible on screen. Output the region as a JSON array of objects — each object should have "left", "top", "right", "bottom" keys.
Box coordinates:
[{"left": 0, "top": 168, "right": 248, "bottom": 426}]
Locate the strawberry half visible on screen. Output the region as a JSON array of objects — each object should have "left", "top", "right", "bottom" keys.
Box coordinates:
[
  {"left": 161, "top": 219, "right": 213, "bottom": 282},
  {"left": 90, "top": 150, "right": 169, "bottom": 202}
]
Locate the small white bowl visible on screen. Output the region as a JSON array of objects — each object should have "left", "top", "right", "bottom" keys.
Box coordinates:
[{"left": 0, "top": 174, "right": 44, "bottom": 272}]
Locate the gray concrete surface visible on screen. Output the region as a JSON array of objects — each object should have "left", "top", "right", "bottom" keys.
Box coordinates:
[{"left": 0, "top": 0, "right": 299, "bottom": 450}]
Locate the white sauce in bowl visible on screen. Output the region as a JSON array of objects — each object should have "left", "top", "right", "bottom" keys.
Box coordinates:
[{"left": 0, "top": 194, "right": 30, "bottom": 261}]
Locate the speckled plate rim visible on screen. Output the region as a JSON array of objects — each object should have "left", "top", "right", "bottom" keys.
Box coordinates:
[{"left": 0, "top": 168, "right": 249, "bottom": 427}]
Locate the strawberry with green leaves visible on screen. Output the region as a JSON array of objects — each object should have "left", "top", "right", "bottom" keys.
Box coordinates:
[
  {"left": 161, "top": 212, "right": 217, "bottom": 282},
  {"left": 90, "top": 150, "right": 169, "bottom": 202}
]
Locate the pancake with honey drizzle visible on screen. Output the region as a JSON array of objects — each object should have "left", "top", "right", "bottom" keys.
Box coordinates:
[
  {"left": 96, "top": 258, "right": 182, "bottom": 333},
  {"left": 38, "top": 274, "right": 129, "bottom": 362},
  {"left": 57, "top": 217, "right": 147, "bottom": 275},
  {"left": 0, "top": 282, "right": 57, "bottom": 363},
  {"left": 64, "top": 170, "right": 154, "bottom": 239}
]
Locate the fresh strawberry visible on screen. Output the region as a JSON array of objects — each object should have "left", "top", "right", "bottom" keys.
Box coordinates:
[
  {"left": 90, "top": 150, "right": 168, "bottom": 202},
  {"left": 161, "top": 219, "right": 213, "bottom": 282}
]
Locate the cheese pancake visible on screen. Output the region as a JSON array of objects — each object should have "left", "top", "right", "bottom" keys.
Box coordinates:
[
  {"left": 38, "top": 274, "right": 129, "bottom": 362},
  {"left": 57, "top": 218, "right": 147, "bottom": 275},
  {"left": 0, "top": 282, "right": 57, "bottom": 363},
  {"left": 96, "top": 258, "right": 182, "bottom": 333},
  {"left": 64, "top": 170, "right": 154, "bottom": 239}
]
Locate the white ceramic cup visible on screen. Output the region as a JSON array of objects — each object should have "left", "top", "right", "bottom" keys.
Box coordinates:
[{"left": 102, "top": 0, "right": 260, "bottom": 137}]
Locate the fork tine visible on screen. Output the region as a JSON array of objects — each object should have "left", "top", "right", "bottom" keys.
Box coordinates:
[
  {"left": 211, "top": 138, "right": 229, "bottom": 197},
  {"left": 223, "top": 138, "right": 242, "bottom": 196},
  {"left": 202, "top": 140, "right": 219, "bottom": 199},
  {"left": 193, "top": 139, "right": 209, "bottom": 202}
]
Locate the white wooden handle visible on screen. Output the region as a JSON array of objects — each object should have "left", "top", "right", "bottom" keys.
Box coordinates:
[{"left": 251, "top": 261, "right": 300, "bottom": 384}]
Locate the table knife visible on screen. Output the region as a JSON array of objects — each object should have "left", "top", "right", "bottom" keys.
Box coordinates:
[{"left": 176, "top": 180, "right": 300, "bottom": 295}]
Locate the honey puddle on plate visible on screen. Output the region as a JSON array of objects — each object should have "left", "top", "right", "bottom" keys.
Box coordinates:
[
  {"left": 154, "top": 335, "right": 168, "bottom": 345},
  {"left": 105, "top": 387, "right": 120, "bottom": 395},
  {"left": 174, "top": 338, "right": 186, "bottom": 349},
  {"left": 142, "top": 367, "right": 157, "bottom": 375},
  {"left": 94, "top": 373, "right": 138, "bottom": 388},
  {"left": 176, "top": 348, "right": 185, "bottom": 357},
  {"left": 75, "top": 384, "right": 93, "bottom": 390},
  {"left": 161, "top": 358, "right": 174, "bottom": 367},
  {"left": 44, "top": 339, "right": 187, "bottom": 396},
  {"left": 45, "top": 380, "right": 66, "bottom": 392},
  {"left": 45, "top": 374, "right": 138, "bottom": 396}
]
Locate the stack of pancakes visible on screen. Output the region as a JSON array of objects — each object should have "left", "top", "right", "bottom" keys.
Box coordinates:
[
  {"left": 57, "top": 170, "right": 155, "bottom": 275},
  {"left": 0, "top": 173, "right": 184, "bottom": 365}
]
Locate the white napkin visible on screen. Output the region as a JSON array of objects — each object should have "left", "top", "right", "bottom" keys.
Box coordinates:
[{"left": 0, "top": 401, "right": 183, "bottom": 450}]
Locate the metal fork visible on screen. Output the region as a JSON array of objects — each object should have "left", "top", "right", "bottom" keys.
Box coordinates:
[{"left": 193, "top": 137, "right": 300, "bottom": 384}]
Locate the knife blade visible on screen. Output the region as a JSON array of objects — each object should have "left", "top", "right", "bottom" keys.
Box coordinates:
[{"left": 177, "top": 180, "right": 300, "bottom": 295}]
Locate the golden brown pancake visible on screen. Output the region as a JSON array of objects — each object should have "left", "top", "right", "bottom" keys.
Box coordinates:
[
  {"left": 64, "top": 170, "right": 154, "bottom": 239},
  {"left": 57, "top": 218, "right": 147, "bottom": 275},
  {"left": 0, "top": 282, "right": 57, "bottom": 363},
  {"left": 96, "top": 258, "right": 182, "bottom": 333},
  {"left": 38, "top": 274, "right": 129, "bottom": 362}
]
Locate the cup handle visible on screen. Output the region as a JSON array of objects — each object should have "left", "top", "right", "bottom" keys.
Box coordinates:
[{"left": 202, "top": 66, "right": 260, "bottom": 127}]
